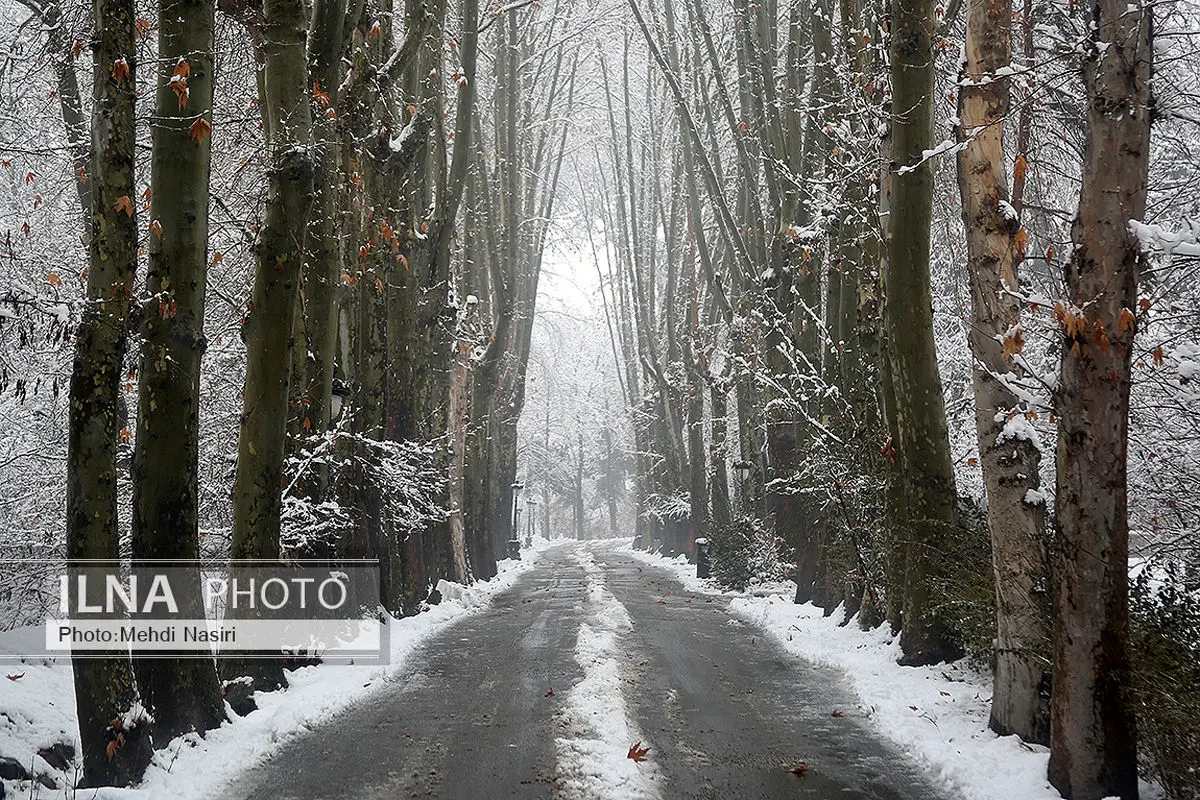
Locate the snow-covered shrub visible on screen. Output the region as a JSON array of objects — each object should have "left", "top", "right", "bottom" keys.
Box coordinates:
[
  {"left": 707, "top": 517, "right": 788, "bottom": 591},
  {"left": 643, "top": 491, "right": 690, "bottom": 523},
  {"left": 280, "top": 421, "right": 447, "bottom": 556},
  {"left": 1131, "top": 561, "right": 1200, "bottom": 800},
  {"left": 928, "top": 498, "right": 1001, "bottom": 667}
]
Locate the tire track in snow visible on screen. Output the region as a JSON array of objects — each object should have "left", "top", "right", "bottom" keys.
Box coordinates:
[{"left": 554, "top": 548, "right": 662, "bottom": 800}]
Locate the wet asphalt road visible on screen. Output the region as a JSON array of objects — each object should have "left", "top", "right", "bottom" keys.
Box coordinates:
[{"left": 219, "top": 541, "right": 948, "bottom": 800}]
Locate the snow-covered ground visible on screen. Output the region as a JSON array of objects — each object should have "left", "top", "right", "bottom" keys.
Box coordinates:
[
  {"left": 0, "top": 540, "right": 551, "bottom": 799},
  {"left": 554, "top": 548, "right": 661, "bottom": 800},
  {"left": 618, "top": 541, "right": 1164, "bottom": 800}
]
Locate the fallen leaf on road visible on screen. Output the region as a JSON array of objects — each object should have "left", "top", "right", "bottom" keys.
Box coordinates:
[
  {"left": 940, "top": 691, "right": 951, "bottom": 697},
  {"left": 627, "top": 742, "right": 650, "bottom": 763},
  {"left": 789, "top": 763, "right": 809, "bottom": 777},
  {"left": 831, "top": 710, "right": 844, "bottom": 717},
  {"left": 6, "top": 673, "right": 24, "bottom": 681},
  {"left": 909, "top": 705, "right": 918, "bottom": 711},
  {"left": 545, "top": 688, "right": 555, "bottom": 697}
]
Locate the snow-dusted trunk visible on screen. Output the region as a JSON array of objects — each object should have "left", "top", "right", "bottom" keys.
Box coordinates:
[
  {"left": 884, "top": 0, "right": 961, "bottom": 665},
  {"left": 293, "top": 0, "right": 348, "bottom": 483},
  {"left": 955, "top": 0, "right": 1050, "bottom": 745},
  {"left": 1048, "top": 0, "right": 1152, "bottom": 794},
  {"left": 65, "top": 0, "right": 153, "bottom": 782},
  {"left": 227, "top": 0, "right": 315, "bottom": 691},
  {"left": 448, "top": 306, "right": 474, "bottom": 582},
  {"left": 130, "top": 0, "right": 225, "bottom": 742}
]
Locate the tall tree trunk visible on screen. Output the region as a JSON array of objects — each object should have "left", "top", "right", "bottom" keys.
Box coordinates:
[
  {"left": 1048, "top": 0, "right": 1152, "bottom": 794},
  {"left": 885, "top": 0, "right": 961, "bottom": 666},
  {"left": 130, "top": 0, "right": 225, "bottom": 743},
  {"left": 296, "top": 0, "right": 348, "bottom": 479},
  {"left": 955, "top": 0, "right": 1050, "bottom": 745},
  {"left": 227, "top": 0, "right": 316, "bottom": 692},
  {"left": 65, "top": 0, "right": 153, "bottom": 782},
  {"left": 709, "top": 384, "right": 732, "bottom": 530}
]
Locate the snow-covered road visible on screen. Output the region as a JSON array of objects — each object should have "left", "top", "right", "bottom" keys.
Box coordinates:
[{"left": 217, "top": 541, "right": 947, "bottom": 800}]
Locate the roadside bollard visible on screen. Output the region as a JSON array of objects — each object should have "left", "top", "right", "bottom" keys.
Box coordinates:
[{"left": 695, "top": 537, "right": 711, "bottom": 579}]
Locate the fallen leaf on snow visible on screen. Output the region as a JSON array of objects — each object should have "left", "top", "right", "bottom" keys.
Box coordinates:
[{"left": 627, "top": 742, "right": 650, "bottom": 763}]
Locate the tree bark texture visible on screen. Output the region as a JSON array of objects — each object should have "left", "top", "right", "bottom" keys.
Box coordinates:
[
  {"left": 66, "top": 0, "right": 153, "bottom": 781},
  {"left": 1048, "top": 0, "right": 1152, "bottom": 795},
  {"left": 885, "top": 0, "right": 962, "bottom": 665},
  {"left": 130, "top": 0, "right": 225, "bottom": 743},
  {"left": 955, "top": 0, "right": 1051, "bottom": 745}
]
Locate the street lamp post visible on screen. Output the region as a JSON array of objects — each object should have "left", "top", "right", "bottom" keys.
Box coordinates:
[
  {"left": 509, "top": 481, "right": 525, "bottom": 559},
  {"left": 525, "top": 495, "right": 538, "bottom": 546},
  {"left": 329, "top": 378, "right": 351, "bottom": 425}
]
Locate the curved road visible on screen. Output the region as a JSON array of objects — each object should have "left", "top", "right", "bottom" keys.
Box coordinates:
[{"left": 219, "top": 541, "right": 948, "bottom": 800}]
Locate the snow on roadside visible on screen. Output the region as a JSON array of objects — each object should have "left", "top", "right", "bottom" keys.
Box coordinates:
[
  {"left": 617, "top": 541, "right": 1067, "bottom": 800},
  {"left": 0, "top": 540, "right": 551, "bottom": 800},
  {"left": 554, "top": 549, "right": 661, "bottom": 800}
]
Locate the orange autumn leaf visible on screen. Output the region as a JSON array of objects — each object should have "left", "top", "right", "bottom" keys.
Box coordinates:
[
  {"left": 1153, "top": 345, "right": 1165, "bottom": 367},
  {"left": 1014, "top": 153, "right": 1028, "bottom": 184},
  {"left": 170, "top": 60, "right": 191, "bottom": 109},
  {"left": 627, "top": 742, "right": 650, "bottom": 763},
  {"left": 1002, "top": 327, "right": 1025, "bottom": 360},
  {"left": 148, "top": 219, "right": 163, "bottom": 238},
  {"left": 1118, "top": 307, "right": 1136, "bottom": 336},
  {"left": 111, "top": 58, "right": 131, "bottom": 84},
  {"left": 1013, "top": 227, "right": 1030, "bottom": 258},
  {"left": 313, "top": 82, "right": 331, "bottom": 108},
  {"left": 47, "top": 273, "right": 63, "bottom": 287},
  {"left": 114, "top": 195, "right": 134, "bottom": 216},
  {"left": 189, "top": 117, "right": 212, "bottom": 143}
]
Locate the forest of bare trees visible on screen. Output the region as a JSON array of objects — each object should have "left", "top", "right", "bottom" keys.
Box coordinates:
[{"left": 1, "top": 0, "right": 1198, "bottom": 794}]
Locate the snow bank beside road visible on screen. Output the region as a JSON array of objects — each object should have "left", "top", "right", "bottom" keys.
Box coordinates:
[
  {"left": 617, "top": 542, "right": 1067, "bottom": 800},
  {"left": 0, "top": 540, "right": 550, "bottom": 800}
]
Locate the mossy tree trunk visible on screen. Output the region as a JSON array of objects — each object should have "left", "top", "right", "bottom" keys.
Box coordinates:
[
  {"left": 885, "top": 0, "right": 961, "bottom": 665},
  {"left": 227, "top": 0, "right": 316, "bottom": 692},
  {"left": 65, "top": 0, "right": 153, "bottom": 782}
]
